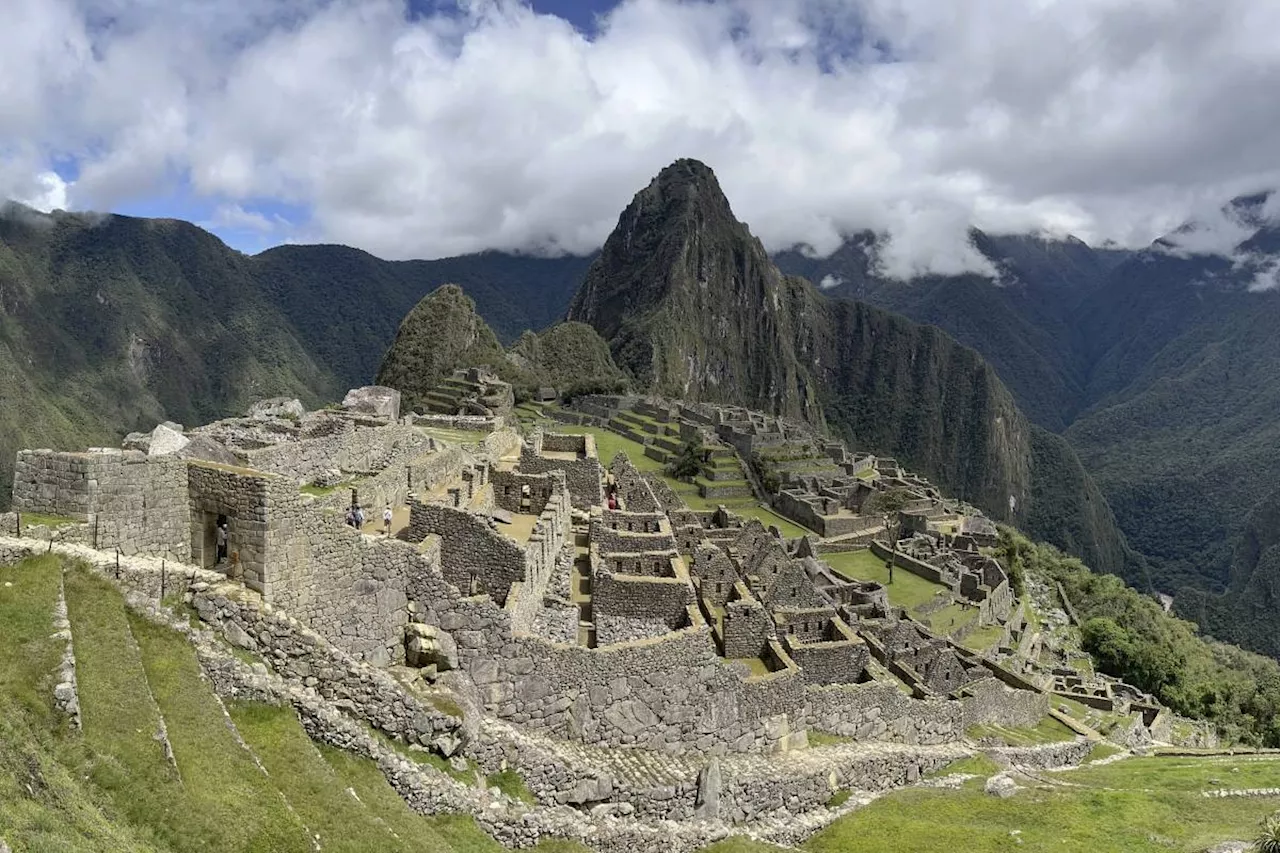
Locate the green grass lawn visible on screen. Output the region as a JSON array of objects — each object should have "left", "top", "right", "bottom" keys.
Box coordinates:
[
  {"left": 300, "top": 482, "right": 342, "bottom": 496},
  {"left": 126, "top": 596, "right": 314, "bottom": 852},
  {"left": 15, "top": 511, "right": 79, "bottom": 528},
  {"left": 822, "top": 549, "right": 948, "bottom": 611},
  {"left": 961, "top": 623, "right": 1006, "bottom": 654},
  {"left": 64, "top": 565, "right": 217, "bottom": 851},
  {"left": 554, "top": 424, "right": 815, "bottom": 537},
  {"left": 968, "top": 715, "right": 1079, "bottom": 746},
  {"left": 0, "top": 555, "right": 166, "bottom": 852},
  {"left": 926, "top": 602, "right": 979, "bottom": 637},
  {"left": 712, "top": 754, "right": 1280, "bottom": 853}
]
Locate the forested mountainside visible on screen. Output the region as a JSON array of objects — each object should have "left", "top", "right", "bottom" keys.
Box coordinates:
[
  {"left": 0, "top": 203, "right": 592, "bottom": 506},
  {"left": 375, "top": 284, "right": 623, "bottom": 411},
  {"left": 0, "top": 204, "right": 340, "bottom": 504},
  {"left": 773, "top": 195, "right": 1280, "bottom": 656},
  {"left": 253, "top": 245, "right": 594, "bottom": 388},
  {"left": 564, "top": 159, "right": 1136, "bottom": 579}
]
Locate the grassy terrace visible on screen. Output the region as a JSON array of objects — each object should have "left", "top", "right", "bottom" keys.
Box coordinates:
[
  {"left": 967, "top": 716, "right": 1078, "bottom": 746},
  {"left": 15, "top": 511, "right": 79, "bottom": 528},
  {"left": 551, "top": 424, "right": 814, "bottom": 538},
  {"left": 754, "top": 753, "right": 1280, "bottom": 853},
  {"left": 11, "top": 556, "right": 584, "bottom": 853},
  {"left": 960, "top": 622, "right": 1006, "bottom": 654},
  {"left": 822, "top": 548, "right": 948, "bottom": 612}
]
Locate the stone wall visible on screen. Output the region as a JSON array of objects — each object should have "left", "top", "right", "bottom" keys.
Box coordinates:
[
  {"left": 959, "top": 677, "right": 1050, "bottom": 730},
  {"left": 405, "top": 472, "right": 571, "bottom": 612},
  {"left": 590, "top": 525, "right": 676, "bottom": 555},
  {"left": 187, "top": 462, "right": 273, "bottom": 588},
  {"left": 610, "top": 454, "right": 662, "bottom": 513},
  {"left": 12, "top": 450, "right": 96, "bottom": 518},
  {"left": 721, "top": 592, "right": 772, "bottom": 659},
  {"left": 244, "top": 421, "right": 426, "bottom": 484},
  {"left": 594, "top": 573, "right": 693, "bottom": 624},
  {"left": 519, "top": 449, "right": 604, "bottom": 511},
  {"left": 412, "top": 577, "right": 817, "bottom": 754},
  {"left": 13, "top": 450, "right": 190, "bottom": 559},
  {"left": 267, "top": 505, "right": 437, "bottom": 666},
  {"left": 192, "top": 579, "right": 461, "bottom": 747},
  {"left": 492, "top": 470, "right": 557, "bottom": 515},
  {"left": 408, "top": 413, "right": 503, "bottom": 432},
  {"left": 802, "top": 680, "right": 964, "bottom": 744},
  {"left": 406, "top": 501, "right": 528, "bottom": 604},
  {"left": 782, "top": 627, "right": 869, "bottom": 686},
  {"left": 869, "top": 540, "right": 954, "bottom": 588}
]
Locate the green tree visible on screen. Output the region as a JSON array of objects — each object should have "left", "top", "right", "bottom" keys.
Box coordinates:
[
  {"left": 867, "top": 488, "right": 912, "bottom": 584},
  {"left": 667, "top": 440, "right": 708, "bottom": 482}
]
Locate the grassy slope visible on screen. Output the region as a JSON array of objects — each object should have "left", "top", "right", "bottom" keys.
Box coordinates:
[
  {"left": 0, "top": 555, "right": 163, "bottom": 852},
  {"left": 550, "top": 422, "right": 812, "bottom": 537},
  {"left": 12, "top": 557, "right": 580, "bottom": 853},
  {"left": 711, "top": 754, "right": 1280, "bottom": 853}
]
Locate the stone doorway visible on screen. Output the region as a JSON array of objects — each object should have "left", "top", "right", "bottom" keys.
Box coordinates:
[{"left": 195, "top": 511, "right": 227, "bottom": 570}]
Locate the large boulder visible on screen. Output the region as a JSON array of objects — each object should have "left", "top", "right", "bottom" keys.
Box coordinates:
[
  {"left": 175, "top": 434, "right": 241, "bottom": 466},
  {"left": 248, "top": 397, "right": 305, "bottom": 420},
  {"left": 342, "top": 386, "right": 401, "bottom": 420},
  {"left": 147, "top": 423, "right": 190, "bottom": 457}
]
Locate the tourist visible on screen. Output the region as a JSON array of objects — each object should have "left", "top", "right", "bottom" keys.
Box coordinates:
[
  {"left": 383, "top": 504, "right": 393, "bottom": 536},
  {"left": 344, "top": 507, "right": 356, "bottom": 527},
  {"left": 354, "top": 505, "right": 365, "bottom": 528},
  {"left": 216, "top": 521, "right": 228, "bottom": 563}
]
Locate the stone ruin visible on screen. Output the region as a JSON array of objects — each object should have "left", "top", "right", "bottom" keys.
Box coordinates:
[{"left": 4, "top": 388, "right": 1140, "bottom": 847}]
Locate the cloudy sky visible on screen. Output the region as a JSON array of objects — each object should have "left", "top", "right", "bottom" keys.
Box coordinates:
[{"left": 5, "top": 0, "right": 1280, "bottom": 277}]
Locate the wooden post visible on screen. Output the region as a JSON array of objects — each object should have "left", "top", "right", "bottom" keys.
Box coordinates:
[
  {"left": 14, "top": 511, "right": 19, "bottom": 537},
  {"left": 160, "top": 559, "right": 167, "bottom": 601},
  {"left": 115, "top": 548, "right": 121, "bottom": 580}
]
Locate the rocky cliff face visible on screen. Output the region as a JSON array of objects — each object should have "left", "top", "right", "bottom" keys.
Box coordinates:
[
  {"left": 567, "top": 159, "right": 1138, "bottom": 571},
  {"left": 568, "top": 159, "right": 817, "bottom": 422},
  {"left": 567, "top": 159, "right": 1033, "bottom": 522}
]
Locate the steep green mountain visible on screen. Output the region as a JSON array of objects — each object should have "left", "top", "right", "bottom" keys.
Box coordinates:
[
  {"left": 376, "top": 285, "right": 625, "bottom": 410},
  {"left": 774, "top": 197, "right": 1280, "bottom": 658},
  {"left": 773, "top": 231, "right": 1127, "bottom": 431},
  {"left": 506, "top": 321, "right": 627, "bottom": 397},
  {"left": 1062, "top": 216, "right": 1280, "bottom": 647},
  {"left": 252, "top": 245, "right": 594, "bottom": 388},
  {"left": 565, "top": 159, "right": 1136, "bottom": 577},
  {"left": 0, "top": 204, "right": 594, "bottom": 507},
  {"left": 0, "top": 203, "right": 340, "bottom": 503},
  {"left": 374, "top": 284, "right": 509, "bottom": 412}
]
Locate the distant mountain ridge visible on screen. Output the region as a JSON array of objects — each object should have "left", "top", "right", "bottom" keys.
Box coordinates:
[
  {"left": 0, "top": 203, "right": 592, "bottom": 506},
  {"left": 9, "top": 179, "right": 1280, "bottom": 658}
]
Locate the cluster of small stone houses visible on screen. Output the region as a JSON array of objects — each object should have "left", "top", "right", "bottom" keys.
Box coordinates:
[{"left": 7, "top": 385, "right": 1061, "bottom": 761}]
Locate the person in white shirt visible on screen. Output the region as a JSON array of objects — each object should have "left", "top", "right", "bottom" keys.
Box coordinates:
[{"left": 383, "top": 505, "right": 393, "bottom": 536}]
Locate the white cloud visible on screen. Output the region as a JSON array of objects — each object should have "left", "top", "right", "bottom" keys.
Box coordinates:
[
  {"left": 205, "top": 203, "right": 287, "bottom": 234},
  {"left": 4, "top": 0, "right": 1280, "bottom": 274},
  {"left": 11, "top": 171, "right": 70, "bottom": 212},
  {"left": 818, "top": 274, "right": 843, "bottom": 290}
]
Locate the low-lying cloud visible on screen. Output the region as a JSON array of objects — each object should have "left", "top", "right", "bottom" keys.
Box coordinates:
[{"left": 4, "top": 0, "right": 1280, "bottom": 275}]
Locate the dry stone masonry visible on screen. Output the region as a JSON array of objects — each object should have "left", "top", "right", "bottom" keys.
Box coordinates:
[{"left": 8, "top": 388, "right": 1198, "bottom": 849}]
